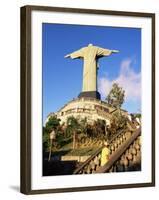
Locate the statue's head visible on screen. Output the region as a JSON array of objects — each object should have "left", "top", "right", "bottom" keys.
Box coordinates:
[{"left": 88, "top": 43, "right": 93, "bottom": 47}]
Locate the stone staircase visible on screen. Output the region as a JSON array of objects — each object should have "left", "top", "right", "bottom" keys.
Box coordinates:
[{"left": 73, "top": 127, "right": 141, "bottom": 174}]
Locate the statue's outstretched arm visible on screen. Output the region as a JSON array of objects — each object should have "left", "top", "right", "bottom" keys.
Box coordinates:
[
  {"left": 97, "top": 47, "right": 119, "bottom": 57},
  {"left": 64, "top": 48, "right": 84, "bottom": 59},
  {"left": 111, "top": 50, "right": 119, "bottom": 53},
  {"left": 64, "top": 54, "right": 70, "bottom": 58}
]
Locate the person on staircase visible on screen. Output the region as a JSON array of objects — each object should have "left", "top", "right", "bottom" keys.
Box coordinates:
[{"left": 101, "top": 141, "right": 110, "bottom": 167}]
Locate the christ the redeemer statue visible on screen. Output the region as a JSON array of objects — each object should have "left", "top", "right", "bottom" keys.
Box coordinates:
[{"left": 65, "top": 44, "right": 119, "bottom": 99}]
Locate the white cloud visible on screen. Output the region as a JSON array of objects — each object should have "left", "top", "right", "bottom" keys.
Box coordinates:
[{"left": 98, "top": 58, "right": 141, "bottom": 102}]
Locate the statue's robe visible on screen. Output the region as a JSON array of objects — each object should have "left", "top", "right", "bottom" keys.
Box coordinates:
[{"left": 69, "top": 45, "right": 112, "bottom": 92}]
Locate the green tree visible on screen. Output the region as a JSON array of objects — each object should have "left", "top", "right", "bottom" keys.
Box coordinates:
[
  {"left": 133, "top": 113, "right": 141, "bottom": 119},
  {"left": 108, "top": 109, "right": 127, "bottom": 137},
  {"left": 43, "top": 115, "right": 61, "bottom": 152},
  {"left": 66, "top": 116, "right": 80, "bottom": 149},
  {"left": 43, "top": 126, "right": 50, "bottom": 152},
  {"left": 80, "top": 117, "right": 88, "bottom": 136},
  {"left": 92, "top": 119, "right": 106, "bottom": 138},
  {"left": 45, "top": 115, "right": 61, "bottom": 132},
  {"left": 106, "top": 83, "right": 125, "bottom": 108}
]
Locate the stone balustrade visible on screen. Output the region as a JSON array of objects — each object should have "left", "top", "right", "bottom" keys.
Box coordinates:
[
  {"left": 73, "top": 128, "right": 141, "bottom": 174},
  {"left": 73, "top": 129, "right": 132, "bottom": 174}
]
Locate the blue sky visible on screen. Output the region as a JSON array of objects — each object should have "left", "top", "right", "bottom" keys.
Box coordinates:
[{"left": 42, "top": 23, "right": 141, "bottom": 121}]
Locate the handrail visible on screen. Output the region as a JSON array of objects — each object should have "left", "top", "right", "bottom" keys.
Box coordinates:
[
  {"left": 108, "top": 128, "right": 128, "bottom": 142},
  {"left": 73, "top": 146, "right": 103, "bottom": 174},
  {"left": 73, "top": 128, "right": 127, "bottom": 174},
  {"left": 95, "top": 127, "right": 141, "bottom": 173},
  {"left": 127, "top": 118, "right": 136, "bottom": 130}
]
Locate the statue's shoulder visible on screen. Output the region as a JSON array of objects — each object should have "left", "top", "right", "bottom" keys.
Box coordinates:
[
  {"left": 80, "top": 47, "right": 87, "bottom": 53},
  {"left": 82, "top": 47, "right": 86, "bottom": 50},
  {"left": 91, "top": 45, "right": 100, "bottom": 51}
]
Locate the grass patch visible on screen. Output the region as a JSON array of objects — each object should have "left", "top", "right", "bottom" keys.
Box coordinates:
[
  {"left": 67, "top": 147, "right": 99, "bottom": 156},
  {"left": 50, "top": 137, "right": 103, "bottom": 157},
  {"left": 52, "top": 145, "right": 99, "bottom": 157}
]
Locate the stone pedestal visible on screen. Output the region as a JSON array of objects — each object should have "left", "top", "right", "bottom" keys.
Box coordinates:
[{"left": 78, "top": 91, "right": 101, "bottom": 100}]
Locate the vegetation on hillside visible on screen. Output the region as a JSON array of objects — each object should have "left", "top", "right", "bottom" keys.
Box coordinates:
[{"left": 43, "top": 84, "right": 138, "bottom": 157}]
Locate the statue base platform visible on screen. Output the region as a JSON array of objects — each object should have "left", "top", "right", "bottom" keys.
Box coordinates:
[{"left": 78, "top": 91, "right": 101, "bottom": 100}]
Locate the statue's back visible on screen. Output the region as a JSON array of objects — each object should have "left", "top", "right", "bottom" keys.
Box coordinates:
[{"left": 83, "top": 45, "right": 98, "bottom": 60}]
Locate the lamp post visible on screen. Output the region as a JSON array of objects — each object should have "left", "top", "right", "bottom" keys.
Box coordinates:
[{"left": 48, "top": 130, "right": 56, "bottom": 161}]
